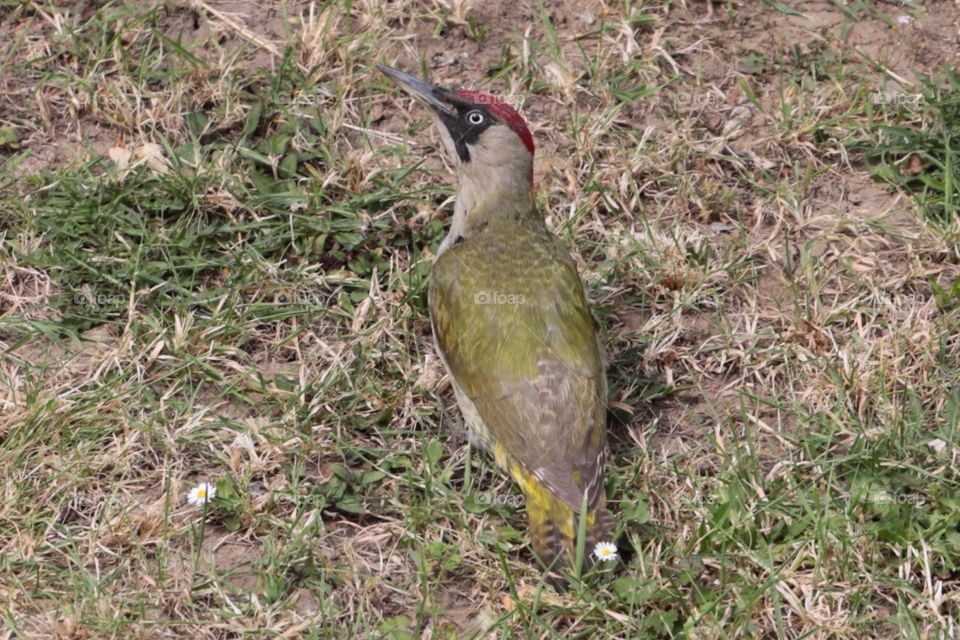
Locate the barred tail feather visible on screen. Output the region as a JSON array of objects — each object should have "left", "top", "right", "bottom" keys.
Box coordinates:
[
  {"left": 583, "top": 503, "right": 615, "bottom": 570},
  {"left": 524, "top": 489, "right": 616, "bottom": 574},
  {"left": 524, "top": 494, "right": 570, "bottom": 571},
  {"left": 498, "top": 445, "right": 616, "bottom": 574}
]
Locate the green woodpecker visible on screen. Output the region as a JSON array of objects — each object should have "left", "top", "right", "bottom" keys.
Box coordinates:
[{"left": 380, "top": 65, "right": 613, "bottom": 572}]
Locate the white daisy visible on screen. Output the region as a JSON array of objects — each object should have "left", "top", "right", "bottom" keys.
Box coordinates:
[
  {"left": 593, "top": 541, "right": 618, "bottom": 562},
  {"left": 187, "top": 482, "right": 217, "bottom": 506}
]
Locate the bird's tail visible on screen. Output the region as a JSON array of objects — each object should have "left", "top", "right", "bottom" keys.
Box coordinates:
[
  {"left": 510, "top": 463, "right": 615, "bottom": 573},
  {"left": 527, "top": 493, "right": 615, "bottom": 573}
]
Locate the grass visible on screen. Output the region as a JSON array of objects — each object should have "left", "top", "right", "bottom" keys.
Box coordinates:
[
  {"left": 2, "top": 0, "right": 960, "bottom": 638},
  {"left": 847, "top": 70, "right": 960, "bottom": 223}
]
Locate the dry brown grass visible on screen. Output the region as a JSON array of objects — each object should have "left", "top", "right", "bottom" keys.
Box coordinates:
[{"left": 2, "top": 0, "right": 960, "bottom": 638}]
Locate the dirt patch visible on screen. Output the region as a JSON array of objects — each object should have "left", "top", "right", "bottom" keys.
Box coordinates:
[{"left": 208, "top": 538, "right": 263, "bottom": 592}]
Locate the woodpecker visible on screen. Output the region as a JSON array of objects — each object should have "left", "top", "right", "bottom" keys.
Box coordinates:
[{"left": 380, "top": 64, "right": 613, "bottom": 573}]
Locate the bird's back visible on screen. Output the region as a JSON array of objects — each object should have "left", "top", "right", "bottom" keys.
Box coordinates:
[{"left": 429, "top": 217, "right": 608, "bottom": 532}]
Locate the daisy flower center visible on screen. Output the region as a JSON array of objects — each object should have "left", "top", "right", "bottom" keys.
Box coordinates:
[{"left": 593, "top": 541, "right": 618, "bottom": 562}]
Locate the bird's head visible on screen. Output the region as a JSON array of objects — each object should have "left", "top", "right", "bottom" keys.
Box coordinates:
[{"left": 379, "top": 64, "right": 535, "bottom": 188}]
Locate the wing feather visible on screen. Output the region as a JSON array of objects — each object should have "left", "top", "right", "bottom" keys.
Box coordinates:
[{"left": 429, "top": 230, "right": 606, "bottom": 512}]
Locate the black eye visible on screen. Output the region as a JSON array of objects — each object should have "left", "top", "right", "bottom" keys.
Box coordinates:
[{"left": 466, "top": 110, "right": 484, "bottom": 125}]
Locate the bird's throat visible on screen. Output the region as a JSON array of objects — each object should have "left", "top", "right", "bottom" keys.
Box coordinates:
[{"left": 439, "top": 165, "right": 536, "bottom": 254}]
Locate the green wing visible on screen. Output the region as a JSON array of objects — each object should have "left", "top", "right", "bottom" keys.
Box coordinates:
[{"left": 429, "top": 230, "right": 607, "bottom": 512}]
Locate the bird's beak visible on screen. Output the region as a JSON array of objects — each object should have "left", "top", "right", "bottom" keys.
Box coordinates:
[{"left": 378, "top": 64, "right": 457, "bottom": 116}]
